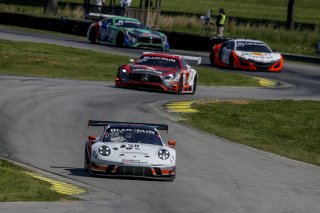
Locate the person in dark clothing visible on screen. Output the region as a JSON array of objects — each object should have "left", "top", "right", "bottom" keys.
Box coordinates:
[{"left": 216, "top": 8, "right": 226, "bottom": 37}]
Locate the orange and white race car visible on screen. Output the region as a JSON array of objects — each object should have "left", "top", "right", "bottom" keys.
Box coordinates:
[{"left": 210, "top": 39, "right": 284, "bottom": 72}]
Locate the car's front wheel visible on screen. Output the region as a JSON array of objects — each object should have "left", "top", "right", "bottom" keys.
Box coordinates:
[
  {"left": 177, "top": 76, "right": 184, "bottom": 94},
  {"left": 88, "top": 28, "right": 97, "bottom": 44},
  {"left": 84, "top": 148, "right": 89, "bottom": 173},
  {"left": 191, "top": 75, "right": 198, "bottom": 95},
  {"left": 210, "top": 51, "right": 215, "bottom": 66},
  {"left": 167, "top": 174, "right": 176, "bottom": 181}
]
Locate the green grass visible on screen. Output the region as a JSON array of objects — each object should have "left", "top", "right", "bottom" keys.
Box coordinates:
[
  {"left": 158, "top": 0, "right": 320, "bottom": 24},
  {"left": 159, "top": 16, "right": 320, "bottom": 56},
  {"left": 0, "top": 39, "right": 260, "bottom": 86},
  {"left": 0, "top": 40, "right": 129, "bottom": 80},
  {"left": 0, "top": 159, "right": 75, "bottom": 201},
  {"left": 182, "top": 100, "right": 320, "bottom": 166},
  {"left": 0, "top": 3, "right": 84, "bottom": 19},
  {"left": 60, "top": 0, "right": 320, "bottom": 24}
]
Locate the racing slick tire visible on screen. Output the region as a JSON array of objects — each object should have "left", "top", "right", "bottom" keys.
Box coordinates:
[
  {"left": 89, "top": 28, "right": 97, "bottom": 44},
  {"left": 209, "top": 51, "right": 215, "bottom": 66},
  {"left": 191, "top": 75, "right": 198, "bottom": 95},
  {"left": 229, "top": 55, "right": 235, "bottom": 69},
  {"left": 116, "top": 32, "right": 124, "bottom": 47},
  {"left": 167, "top": 174, "right": 176, "bottom": 182},
  {"left": 84, "top": 148, "right": 89, "bottom": 173},
  {"left": 177, "top": 76, "right": 184, "bottom": 94}
]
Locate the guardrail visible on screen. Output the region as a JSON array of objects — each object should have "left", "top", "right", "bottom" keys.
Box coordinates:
[
  {"left": 1, "top": 12, "right": 319, "bottom": 64},
  {"left": 0, "top": 12, "right": 90, "bottom": 37}
]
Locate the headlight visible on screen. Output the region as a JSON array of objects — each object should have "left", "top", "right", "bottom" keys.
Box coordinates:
[
  {"left": 158, "top": 149, "right": 170, "bottom": 160},
  {"left": 164, "top": 73, "right": 175, "bottom": 80},
  {"left": 98, "top": 146, "right": 111, "bottom": 156},
  {"left": 161, "top": 35, "right": 167, "bottom": 41},
  {"left": 127, "top": 31, "right": 138, "bottom": 39},
  {"left": 121, "top": 69, "right": 127, "bottom": 73}
]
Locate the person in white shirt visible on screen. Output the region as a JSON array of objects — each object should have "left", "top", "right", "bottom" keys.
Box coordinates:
[
  {"left": 94, "top": 0, "right": 104, "bottom": 6},
  {"left": 120, "top": 0, "right": 132, "bottom": 8},
  {"left": 93, "top": 0, "right": 104, "bottom": 12}
]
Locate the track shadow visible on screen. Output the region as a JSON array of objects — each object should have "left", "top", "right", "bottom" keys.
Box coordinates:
[{"left": 50, "top": 166, "right": 174, "bottom": 182}]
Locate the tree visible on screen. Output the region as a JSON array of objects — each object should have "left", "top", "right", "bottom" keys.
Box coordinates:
[
  {"left": 287, "top": 0, "right": 295, "bottom": 30},
  {"left": 44, "top": 0, "right": 58, "bottom": 15}
]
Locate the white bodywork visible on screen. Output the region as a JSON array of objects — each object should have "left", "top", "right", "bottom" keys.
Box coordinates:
[
  {"left": 221, "top": 39, "right": 282, "bottom": 65},
  {"left": 87, "top": 124, "right": 176, "bottom": 179},
  {"left": 91, "top": 141, "right": 176, "bottom": 167}
]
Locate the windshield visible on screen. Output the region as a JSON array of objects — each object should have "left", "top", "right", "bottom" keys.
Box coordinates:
[
  {"left": 102, "top": 128, "right": 163, "bottom": 145},
  {"left": 114, "top": 19, "right": 145, "bottom": 29},
  {"left": 135, "top": 56, "right": 180, "bottom": 68},
  {"left": 236, "top": 41, "right": 272, "bottom": 53}
]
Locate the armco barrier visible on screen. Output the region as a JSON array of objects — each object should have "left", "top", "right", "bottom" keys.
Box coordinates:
[
  {"left": 0, "top": 12, "right": 91, "bottom": 37},
  {"left": 1, "top": 12, "right": 320, "bottom": 64}
]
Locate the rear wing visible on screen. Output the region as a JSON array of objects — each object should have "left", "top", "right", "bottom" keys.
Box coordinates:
[
  {"left": 88, "top": 120, "right": 168, "bottom": 131},
  {"left": 180, "top": 55, "right": 202, "bottom": 65},
  {"left": 142, "top": 52, "right": 202, "bottom": 64}
]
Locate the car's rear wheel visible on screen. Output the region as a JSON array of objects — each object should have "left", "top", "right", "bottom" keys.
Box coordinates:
[
  {"left": 116, "top": 32, "right": 124, "bottom": 47},
  {"left": 191, "top": 75, "right": 198, "bottom": 95},
  {"left": 88, "top": 28, "right": 97, "bottom": 44},
  {"left": 229, "top": 55, "right": 235, "bottom": 69}
]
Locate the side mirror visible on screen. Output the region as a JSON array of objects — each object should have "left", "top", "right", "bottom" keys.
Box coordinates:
[
  {"left": 129, "top": 59, "right": 134, "bottom": 63},
  {"left": 88, "top": 136, "right": 96, "bottom": 141},
  {"left": 167, "top": 140, "right": 176, "bottom": 148}
]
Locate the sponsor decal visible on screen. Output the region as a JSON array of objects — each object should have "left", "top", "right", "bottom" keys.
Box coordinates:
[
  {"left": 237, "top": 41, "right": 265, "bottom": 47},
  {"left": 121, "top": 159, "right": 147, "bottom": 164},
  {"left": 110, "top": 128, "right": 156, "bottom": 135},
  {"left": 121, "top": 151, "right": 148, "bottom": 155},
  {"left": 252, "top": 52, "right": 264, "bottom": 56},
  {"left": 115, "top": 20, "right": 141, "bottom": 26},
  {"left": 131, "top": 68, "right": 162, "bottom": 75},
  {"left": 137, "top": 56, "right": 177, "bottom": 63}
]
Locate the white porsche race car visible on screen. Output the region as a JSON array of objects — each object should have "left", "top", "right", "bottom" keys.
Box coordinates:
[{"left": 84, "top": 120, "right": 176, "bottom": 181}]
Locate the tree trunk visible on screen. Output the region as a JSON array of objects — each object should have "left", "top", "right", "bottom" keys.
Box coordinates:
[
  {"left": 287, "top": 0, "right": 295, "bottom": 30},
  {"left": 44, "top": 0, "right": 58, "bottom": 15}
]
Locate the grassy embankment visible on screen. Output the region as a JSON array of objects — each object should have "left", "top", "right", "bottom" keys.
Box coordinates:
[
  {"left": 1, "top": 0, "right": 320, "bottom": 56},
  {"left": 61, "top": 0, "right": 320, "bottom": 24},
  {"left": 0, "top": 40, "right": 259, "bottom": 87},
  {"left": 182, "top": 100, "right": 320, "bottom": 166},
  {"left": 0, "top": 159, "right": 75, "bottom": 201}
]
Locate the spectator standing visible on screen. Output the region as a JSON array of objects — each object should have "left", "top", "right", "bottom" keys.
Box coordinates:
[
  {"left": 120, "top": 0, "right": 132, "bottom": 8},
  {"left": 120, "top": 0, "right": 132, "bottom": 16},
  {"left": 216, "top": 8, "right": 226, "bottom": 37},
  {"left": 93, "top": 0, "right": 105, "bottom": 12}
]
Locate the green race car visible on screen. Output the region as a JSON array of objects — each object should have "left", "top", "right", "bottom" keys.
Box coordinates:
[{"left": 87, "top": 16, "right": 169, "bottom": 50}]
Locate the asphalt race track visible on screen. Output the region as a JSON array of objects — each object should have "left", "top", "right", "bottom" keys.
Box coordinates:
[{"left": 1, "top": 28, "right": 320, "bottom": 213}]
